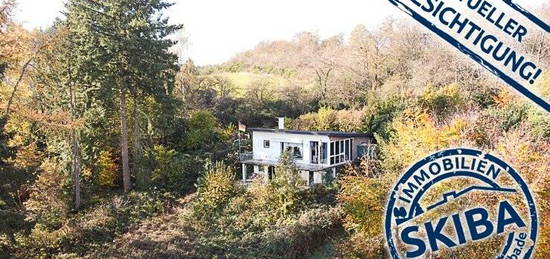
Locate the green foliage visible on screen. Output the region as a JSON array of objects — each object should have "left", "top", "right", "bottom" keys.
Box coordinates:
[
  {"left": 528, "top": 110, "right": 550, "bottom": 138},
  {"left": 16, "top": 191, "right": 170, "bottom": 257},
  {"left": 485, "top": 101, "right": 530, "bottom": 132},
  {"left": 468, "top": 85, "right": 498, "bottom": 109},
  {"left": 2, "top": 1, "right": 549, "bottom": 257},
  {"left": 148, "top": 145, "right": 196, "bottom": 193},
  {"left": 249, "top": 152, "right": 305, "bottom": 220},
  {"left": 418, "top": 83, "right": 464, "bottom": 120},
  {"left": 192, "top": 162, "right": 242, "bottom": 220},
  {"left": 184, "top": 110, "right": 221, "bottom": 150},
  {"left": 179, "top": 157, "right": 342, "bottom": 258},
  {"left": 362, "top": 95, "right": 407, "bottom": 141},
  {"left": 24, "top": 159, "right": 70, "bottom": 228}
]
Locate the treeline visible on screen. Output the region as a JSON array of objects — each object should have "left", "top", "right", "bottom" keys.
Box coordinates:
[{"left": 193, "top": 16, "right": 549, "bottom": 130}]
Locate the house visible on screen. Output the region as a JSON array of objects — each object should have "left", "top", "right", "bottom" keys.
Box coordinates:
[{"left": 240, "top": 118, "right": 376, "bottom": 186}]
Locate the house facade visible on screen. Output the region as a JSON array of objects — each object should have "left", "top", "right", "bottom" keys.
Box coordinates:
[{"left": 240, "top": 119, "right": 375, "bottom": 186}]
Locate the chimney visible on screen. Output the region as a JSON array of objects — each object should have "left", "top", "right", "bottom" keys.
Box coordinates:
[{"left": 277, "top": 117, "right": 285, "bottom": 130}]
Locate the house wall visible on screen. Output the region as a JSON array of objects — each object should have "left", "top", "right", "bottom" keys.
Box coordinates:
[{"left": 252, "top": 131, "right": 330, "bottom": 164}]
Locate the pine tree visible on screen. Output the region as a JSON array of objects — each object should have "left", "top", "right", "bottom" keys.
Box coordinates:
[{"left": 65, "top": 0, "right": 182, "bottom": 192}]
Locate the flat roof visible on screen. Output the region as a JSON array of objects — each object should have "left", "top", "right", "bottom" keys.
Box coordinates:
[{"left": 248, "top": 128, "right": 372, "bottom": 138}]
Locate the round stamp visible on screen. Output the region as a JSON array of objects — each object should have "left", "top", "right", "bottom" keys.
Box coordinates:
[{"left": 384, "top": 148, "right": 537, "bottom": 258}]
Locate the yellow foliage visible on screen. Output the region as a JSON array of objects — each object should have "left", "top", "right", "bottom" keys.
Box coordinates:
[
  {"left": 419, "top": 83, "right": 464, "bottom": 119},
  {"left": 24, "top": 159, "right": 69, "bottom": 225},
  {"left": 381, "top": 108, "right": 467, "bottom": 173},
  {"left": 10, "top": 142, "right": 42, "bottom": 170},
  {"left": 98, "top": 150, "right": 118, "bottom": 187},
  {"left": 491, "top": 128, "right": 550, "bottom": 259}
]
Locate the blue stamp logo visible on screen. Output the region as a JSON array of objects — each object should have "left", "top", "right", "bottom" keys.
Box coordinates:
[{"left": 384, "top": 148, "right": 538, "bottom": 258}]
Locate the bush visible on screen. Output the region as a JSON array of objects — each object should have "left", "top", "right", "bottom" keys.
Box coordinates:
[
  {"left": 291, "top": 106, "right": 366, "bottom": 133},
  {"left": 178, "top": 154, "right": 343, "bottom": 258},
  {"left": 379, "top": 108, "right": 467, "bottom": 174},
  {"left": 418, "top": 83, "right": 464, "bottom": 120},
  {"left": 192, "top": 162, "right": 243, "bottom": 222},
  {"left": 97, "top": 150, "right": 118, "bottom": 187},
  {"left": 16, "top": 191, "right": 170, "bottom": 257},
  {"left": 362, "top": 94, "right": 407, "bottom": 141},
  {"left": 24, "top": 159, "right": 70, "bottom": 228},
  {"left": 148, "top": 145, "right": 194, "bottom": 193}
]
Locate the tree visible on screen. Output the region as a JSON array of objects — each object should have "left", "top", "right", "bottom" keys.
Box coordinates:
[
  {"left": 0, "top": 0, "right": 15, "bottom": 78},
  {"left": 29, "top": 25, "right": 87, "bottom": 210},
  {"left": 65, "top": 0, "right": 182, "bottom": 192}
]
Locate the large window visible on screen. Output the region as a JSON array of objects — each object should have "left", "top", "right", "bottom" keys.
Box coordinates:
[
  {"left": 281, "top": 142, "right": 303, "bottom": 160},
  {"left": 310, "top": 141, "right": 328, "bottom": 164},
  {"left": 330, "top": 138, "right": 352, "bottom": 165},
  {"left": 321, "top": 142, "right": 327, "bottom": 164},
  {"left": 311, "top": 141, "right": 319, "bottom": 164}
]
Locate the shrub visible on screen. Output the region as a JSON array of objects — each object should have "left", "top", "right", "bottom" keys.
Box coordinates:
[
  {"left": 97, "top": 150, "right": 118, "bottom": 187},
  {"left": 379, "top": 108, "right": 467, "bottom": 174},
  {"left": 16, "top": 191, "right": 170, "bottom": 257},
  {"left": 192, "top": 162, "right": 243, "bottom": 222},
  {"left": 362, "top": 94, "right": 407, "bottom": 141},
  {"left": 337, "top": 160, "right": 393, "bottom": 258},
  {"left": 291, "top": 107, "right": 366, "bottom": 133},
  {"left": 252, "top": 152, "right": 305, "bottom": 218},
  {"left": 148, "top": 145, "right": 189, "bottom": 193},
  {"left": 418, "top": 83, "right": 464, "bottom": 120},
  {"left": 24, "top": 159, "right": 70, "bottom": 228},
  {"left": 468, "top": 84, "right": 498, "bottom": 109}
]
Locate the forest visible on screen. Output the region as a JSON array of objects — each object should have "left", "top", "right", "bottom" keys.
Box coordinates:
[{"left": 1, "top": 0, "right": 550, "bottom": 258}]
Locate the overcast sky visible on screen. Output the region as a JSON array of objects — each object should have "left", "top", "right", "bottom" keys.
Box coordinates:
[{"left": 14, "top": 0, "right": 549, "bottom": 66}]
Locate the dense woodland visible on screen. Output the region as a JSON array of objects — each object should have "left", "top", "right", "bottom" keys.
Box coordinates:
[{"left": 1, "top": 0, "right": 550, "bottom": 258}]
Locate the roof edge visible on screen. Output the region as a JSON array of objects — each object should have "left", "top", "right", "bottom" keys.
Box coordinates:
[{"left": 248, "top": 128, "right": 372, "bottom": 138}]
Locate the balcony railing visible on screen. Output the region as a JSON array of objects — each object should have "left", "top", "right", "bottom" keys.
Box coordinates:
[{"left": 239, "top": 152, "right": 253, "bottom": 161}]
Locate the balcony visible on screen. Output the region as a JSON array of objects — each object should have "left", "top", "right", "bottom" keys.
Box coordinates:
[{"left": 239, "top": 152, "right": 253, "bottom": 161}]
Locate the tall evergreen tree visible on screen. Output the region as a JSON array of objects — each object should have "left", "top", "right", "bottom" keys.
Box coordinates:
[{"left": 65, "top": 0, "right": 182, "bottom": 192}]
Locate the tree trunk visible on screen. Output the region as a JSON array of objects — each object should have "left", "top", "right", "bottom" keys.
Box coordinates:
[
  {"left": 71, "top": 130, "right": 81, "bottom": 210},
  {"left": 132, "top": 99, "right": 144, "bottom": 188},
  {"left": 68, "top": 81, "right": 81, "bottom": 210},
  {"left": 5, "top": 58, "right": 32, "bottom": 118},
  {"left": 120, "top": 88, "right": 131, "bottom": 192}
]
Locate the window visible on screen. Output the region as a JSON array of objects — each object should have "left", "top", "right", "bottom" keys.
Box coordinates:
[
  {"left": 310, "top": 141, "right": 319, "bottom": 164},
  {"left": 309, "top": 171, "right": 314, "bottom": 186},
  {"left": 321, "top": 142, "right": 328, "bottom": 164},
  {"left": 311, "top": 141, "right": 328, "bottom": 164},
  {"left": 263, "top": 140, "right": 270, "bottom": 148},
  {"left": 329, "top": 138, "right": 352, "bottom": 165},
  {"left": 281, "top": 142, "right": 303, "bottom": 160}
]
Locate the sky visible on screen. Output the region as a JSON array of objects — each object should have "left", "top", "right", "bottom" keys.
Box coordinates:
[{"left": 14, "top": 0, "right": 549, "bottom": 66}]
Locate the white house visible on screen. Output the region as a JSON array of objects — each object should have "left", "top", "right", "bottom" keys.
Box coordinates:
[{"left": 240, "top": 118, "right": 375, "bottom": 186}]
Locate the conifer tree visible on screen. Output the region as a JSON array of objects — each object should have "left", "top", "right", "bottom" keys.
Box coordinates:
[{"left": 65, "top": 0, "right": 182, "bottom": 192}]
